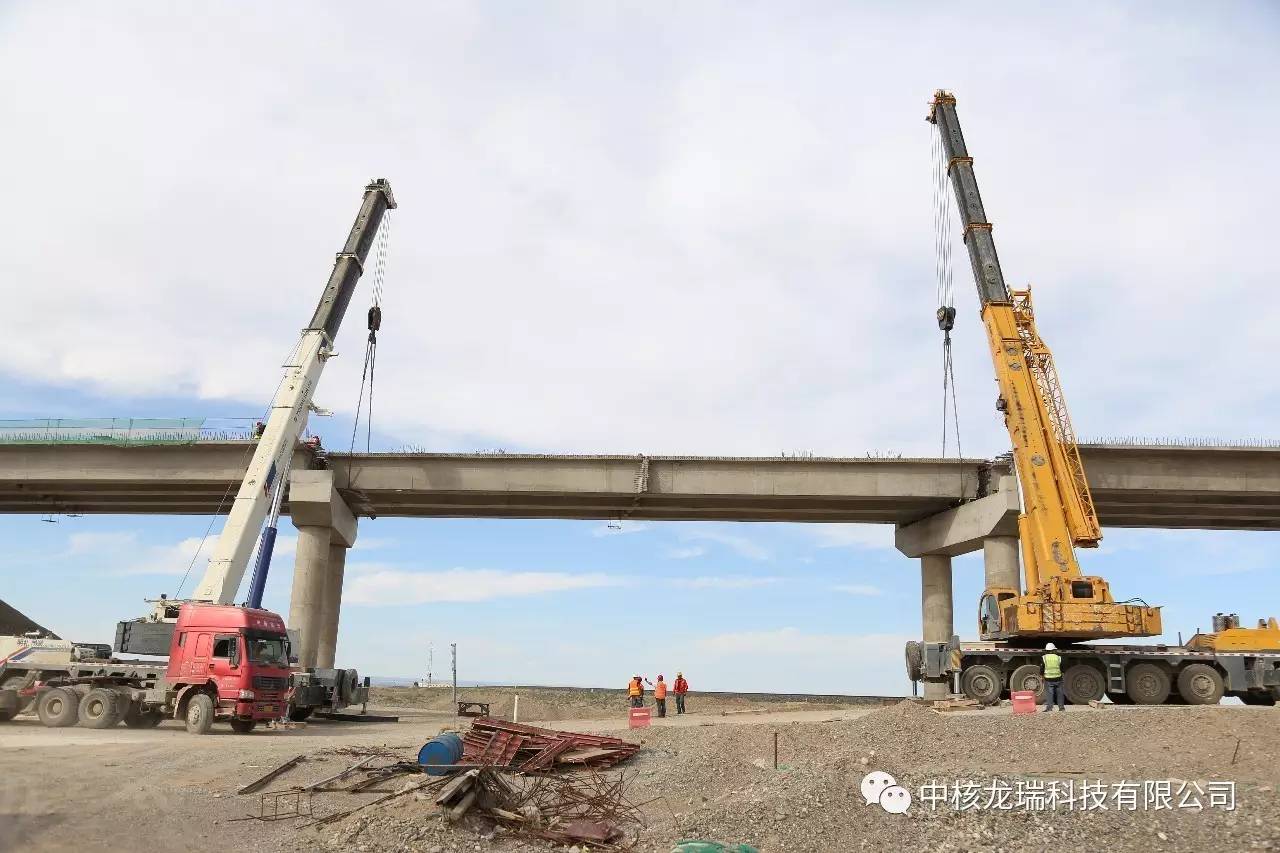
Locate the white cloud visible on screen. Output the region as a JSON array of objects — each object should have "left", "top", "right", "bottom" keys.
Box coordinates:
[
  {"left": 830, "top": 583, "right": 883, "bottom": 596},
  {"left": 67, "top": 531, "right": 139, "bottom": 555},
  {"left": 345, "top": 567, "right": 625, "bottom": 605},
  {"left": 666, "top": 546, "right": 707, "bottom": 560},
  {"left": 351, "top": 537, "right": 394, "bottom": 552},
  {"left": 670, "top": 576, "right": 781, "bottom": 590},
  {"left": 678, "top": 528, "right": 771, "bottom": 561},
  {"left": 4, "top": 8, "right": 1274, "bottom": 460},
  {"left": 808, "top": 525, "right": 894, "bottom": 551}
]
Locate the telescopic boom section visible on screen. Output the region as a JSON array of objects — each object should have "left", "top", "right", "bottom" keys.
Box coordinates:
[
  {"left": 927, "top": 92, "right": 1158, "bottom": 641},
  {"left": 190, "top": 180, "right": 396, "bottom": 606}
]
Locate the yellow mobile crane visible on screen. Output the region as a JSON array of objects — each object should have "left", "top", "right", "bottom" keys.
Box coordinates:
[{"left": 918, "top": 90, "right": 1280, "bottom": 706}]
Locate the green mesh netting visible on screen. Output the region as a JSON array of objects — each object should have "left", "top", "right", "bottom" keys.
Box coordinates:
[{"left": 0, "top": 418, "right": 205, "bottom": 445}]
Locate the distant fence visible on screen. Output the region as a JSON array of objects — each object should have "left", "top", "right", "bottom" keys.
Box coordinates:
[{"left": 0, "top": 418, "right": 255, "bottom": 445}]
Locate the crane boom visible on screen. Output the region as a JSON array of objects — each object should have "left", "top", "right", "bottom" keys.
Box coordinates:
[
  {"left": 189, "top": 180, "right": 396, "bottom": 606},
  {"left": 927, "top": 92, "right": 1158, "bottom": 641}
]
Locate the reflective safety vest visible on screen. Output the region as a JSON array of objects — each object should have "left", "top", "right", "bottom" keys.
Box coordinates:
[
  {"left": 654, "top": 681, "right": 667, "bottom": 699},
  {"left": 628, "top": 679, "right": 642, "bottom": 697},
  {"left": 1043, "top": 653, "right": 1062, "bottom": 679}
]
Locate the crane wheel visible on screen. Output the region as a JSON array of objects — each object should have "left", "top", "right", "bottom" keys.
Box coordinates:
[
  {"left": 1125, "top": 663, "right": 1172, "bottom": 705},
  {"left": 1176, "top": 664, "right": 1224, "bottom": 705},
  {"left": 230, "top": 719, "right": 257, "bottom": 734},
  {"left": 904, "top": 642, "right": 924, "bottom": 682},
  {"left": 960, "top": 664, "right": 1002, "bottom": 705},
  {"left": 185, "top": 693, "right": 215, "bottom": 735},
  {"left": 1062, "top": 665, "right": 1105, "bottom": 705},
  {"left": 1240, "top": 692, "right": 1277, "bottom": 707},
  {"left": 1008, "top": 664, "right": 1046, "bottom": 704},
  {"left": 37, "top": 688, "right": 80, "bottom": 728}
]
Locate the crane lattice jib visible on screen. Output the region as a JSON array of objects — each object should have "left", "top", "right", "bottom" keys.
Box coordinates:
[{"left": 1010, "top": 289, "right": 1101, "bottom": 547}]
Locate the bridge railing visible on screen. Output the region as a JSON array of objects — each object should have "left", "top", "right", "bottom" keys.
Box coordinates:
[{"left": 0, "top": 418, "right": 255, "bottom": 445}]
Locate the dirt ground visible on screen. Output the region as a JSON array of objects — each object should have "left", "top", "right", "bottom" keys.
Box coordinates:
[{"left": 1, "top": 691, "right": 1277, "bottom": 853}]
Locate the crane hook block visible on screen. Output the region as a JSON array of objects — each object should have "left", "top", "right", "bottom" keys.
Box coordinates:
[
  {"left": 367, "top": 305, "right": 382, "bottom": 332},
  {"left": 936, "top": 305, "right": 956, "bottom": 332}
]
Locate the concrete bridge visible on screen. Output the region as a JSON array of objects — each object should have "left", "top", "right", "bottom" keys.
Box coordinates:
[{"left": 2, "top": 441, "right": 1277, "bottom": 688}]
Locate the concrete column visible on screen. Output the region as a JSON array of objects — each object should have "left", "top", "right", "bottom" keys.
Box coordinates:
[
  {"left": 921, "top": 554, "right": 954, "bottom": 700},
  {"left": 288, "top": 525, "right": 331, "bottom": 669},
  {"left": 983, "top": 535, "right": 1021, "bottom": 592},
  {"left": 315, "top": 544, "right": 348, "bottom": 670}
]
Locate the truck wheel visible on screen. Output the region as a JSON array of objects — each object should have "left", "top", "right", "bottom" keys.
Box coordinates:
[
  {"left": 230, "top": 719, "right": 256, "bottom": 734},
  {"left": 960, "top": 664, "right": 1002, "bottom": 705},
  {"left": 1062, "top": 665, "right": 1105, "bottom": 705},
  {"left": 1125, "top": 663, "right": 1171, "bottom": 705},
  {"left": 78, "top": 688, "right": 123, "bottom": 728},
  {"left": 1241, "top": 692, "right": 1277, "bottom": 707},
  {"left": 123, "top": 704, "right": 164, "bottom": 728},
  {"left": 1176, "top": 664, "right": 1224, "bottom": 705},
  {"left": 37, "top": 688, "right": 80, "bottom": 727},
  {"left": 185, "top": 693, "right": 215, "bottom": 735},
  {"left": 904, "top": 642, "right": 924, "bottom": 682},
  {"left": 288, "top": 706, "right": 313, "bottom": 722},
  {"left": 1009, "top": 664, "right": 1046, "bottom": 704}
]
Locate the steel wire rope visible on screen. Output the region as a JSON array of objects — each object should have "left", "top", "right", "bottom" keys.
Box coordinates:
[
  {"left": 932, "top": 125, "right": 964, "bottom": 494},
  {"left": 349, "top": 211, "right": 392, "bottom": 455}
]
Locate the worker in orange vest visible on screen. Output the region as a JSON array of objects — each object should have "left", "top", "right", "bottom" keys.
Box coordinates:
[
  {"left": 627, "top": 675, "right": 648, "bottom": 708},
  {"left": 673, "top": 672, "right": 689, "bottom": 715},
  {"left": 653, "top": 675, "right": 668, "bottom": 718}
]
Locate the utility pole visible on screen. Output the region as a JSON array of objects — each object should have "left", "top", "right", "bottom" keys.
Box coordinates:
[{"left": 451, "top": 643, "right": 458, "bottom": 706}]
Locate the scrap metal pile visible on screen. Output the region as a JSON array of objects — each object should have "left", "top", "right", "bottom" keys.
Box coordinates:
[
  {"left": 461, "top": 716, "right": 641, "bottom": 771},
  {"left": 235, "top": 718, "right": 647, "bottom": 849},
  {"left": 436, "top": 765, "right": 647, "bottom": 848}
]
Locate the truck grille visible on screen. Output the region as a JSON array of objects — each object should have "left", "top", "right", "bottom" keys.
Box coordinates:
[{"left": 254, "top": 676, "right": 288, "bottom": 691}]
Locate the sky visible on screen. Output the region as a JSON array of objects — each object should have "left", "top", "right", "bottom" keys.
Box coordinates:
[{"left": 1, "top": 2, "right": 1278, "bottom": 695}]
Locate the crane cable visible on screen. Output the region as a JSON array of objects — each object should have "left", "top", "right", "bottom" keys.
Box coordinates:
[
  {"left": 931, "top": 125, "right": 964, "bottom": 490},
  {"left": 350, "top": 211, "right": 393, "bottom": 454}
]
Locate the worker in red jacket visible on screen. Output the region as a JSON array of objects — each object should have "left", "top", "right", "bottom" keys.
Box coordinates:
[{"left": 673, "top": 672, "right": 689, "bottom": 715}]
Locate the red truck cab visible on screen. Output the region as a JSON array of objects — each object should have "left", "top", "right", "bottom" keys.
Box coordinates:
[{"left": 167, "top": 604, "right": 292, "bottom": 727}]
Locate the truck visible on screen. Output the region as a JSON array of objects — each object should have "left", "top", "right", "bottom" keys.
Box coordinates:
[
  {"left": 3, "top": 178, "right": 395, "bottom": 731},
  {"left": 1, "top": 600, "right": 291, "bottom": 732},
  {"left": 906, "top": 91, "right": 1280, "bottom": 706}
]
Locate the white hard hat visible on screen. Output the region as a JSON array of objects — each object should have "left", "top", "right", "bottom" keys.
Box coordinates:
[{"left": 1044, "top": 642, "right": 1056, "bottom": 650}]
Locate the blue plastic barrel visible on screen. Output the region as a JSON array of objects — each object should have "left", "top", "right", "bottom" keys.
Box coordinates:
[{"left": 417, "top": 732, "right": 464, "bottom": 776}]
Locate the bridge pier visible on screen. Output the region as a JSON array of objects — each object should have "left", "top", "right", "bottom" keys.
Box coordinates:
[
  {"left": 287, "top": 470, "right": 357, "bottom": 670},
  {"left": 983, "top": 535, "right": 1020, "bottom": 591},
  {"left": 920, "top": 555, "right": 953, "bottom": 700}
]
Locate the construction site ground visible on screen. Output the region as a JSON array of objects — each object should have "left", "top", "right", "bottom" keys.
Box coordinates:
[{"left": 1, "top": 687, "right": 1277, "bottom": 853}]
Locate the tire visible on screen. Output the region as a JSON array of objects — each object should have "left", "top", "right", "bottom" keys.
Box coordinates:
[
  {"left": 960, "top": 664, "right": 1002, "bottom": 705},
  {"left": 37, "top": 687, "right": 80, "bottom": 728},
  {"left": 185, "top": 693, "right": 215, "bottom": 735},
  {"left": 1062, "top": 664, "right": 1105, "bottom": 705},
  {"left": 1241, "top": 692, "right": 1277, "bottom": 707},
  {"left": 78, "top": 688, "right": 123, "bottom": 729},
  {"left": 287, "top": 706, "right": 313, "bottom": 722},
  {"left": 1009, "top": 664, "right": 1046, "bottom": 704},
  {"left": 904, "top": 642, "right": 924, "bottom": 682},
  {"left": 230, "top": 718, "right": 257, "bottom": 734},
  {"left": 1125, "top": 663, "right": 1172, "bottom": 705},
  {"left": 1176, "top": 664, "right": 1224, "bottom": 705},
  {"left": 123, "top": 704, "right": 165, "bottom": 728}
]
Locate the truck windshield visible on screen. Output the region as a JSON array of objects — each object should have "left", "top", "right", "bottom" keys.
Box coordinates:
[{"left": 246, "top": 633, "right": 288, "bottom": 667}]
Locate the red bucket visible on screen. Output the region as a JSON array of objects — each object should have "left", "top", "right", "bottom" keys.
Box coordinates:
[
  {"left": 628, "top": 708, "right": 651, "bottom": 728},
  {"left": 1011, "top": 690, "right": 1037, "bottom": 715}
]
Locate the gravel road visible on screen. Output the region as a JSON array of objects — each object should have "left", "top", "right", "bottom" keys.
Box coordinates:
[{"left": 1, "top": 695, "right": 1276, "bottom": 852}]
